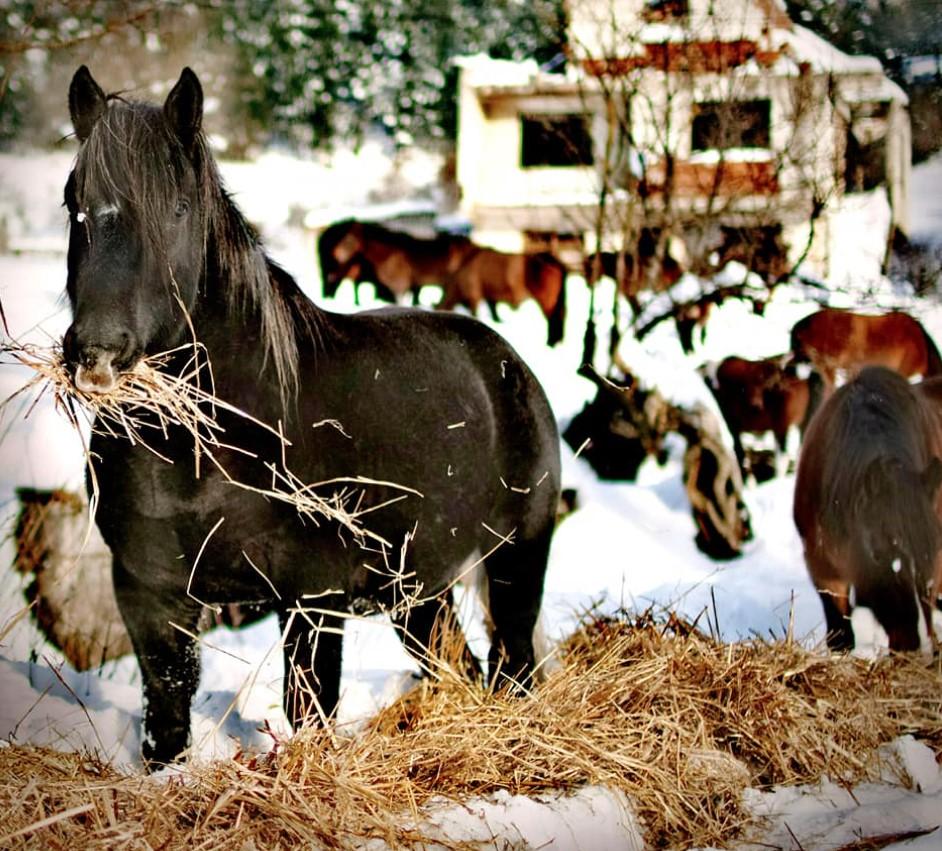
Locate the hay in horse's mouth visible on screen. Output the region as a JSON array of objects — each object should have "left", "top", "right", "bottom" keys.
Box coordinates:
[{"left": 1, "top": 340, "right": 416, "bottom": 548}]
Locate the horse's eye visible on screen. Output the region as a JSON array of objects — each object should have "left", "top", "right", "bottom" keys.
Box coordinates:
[{"left": 175, "top": 199, "right": 190, "bottom": 218}]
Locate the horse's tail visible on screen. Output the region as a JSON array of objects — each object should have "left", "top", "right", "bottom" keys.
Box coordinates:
[
  {"left": 789, "top": 314, "right": 810, "bottom": 364},
  {"left": 547, "top": 261, "right": 567, "bottom": 347},
  {"left": 920, "top": 321, "right": 942, "bottom": 377},
  {"left": 530, "top": 253, "right": 567, "bottom": 347}
]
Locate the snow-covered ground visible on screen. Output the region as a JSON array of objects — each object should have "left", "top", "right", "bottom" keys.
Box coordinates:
[{"left": 1, "top": 147, "right": 942, "bottom": 849}]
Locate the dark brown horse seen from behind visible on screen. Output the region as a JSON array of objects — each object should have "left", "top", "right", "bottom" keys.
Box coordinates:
[
  {"left": 794, "top": 366, "right": 942, "bottom": 653},
  {"left": 790, "top": 308, "right": 942, "bottom": 390}
]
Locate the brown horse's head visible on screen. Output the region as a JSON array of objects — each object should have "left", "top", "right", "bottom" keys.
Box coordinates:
[{"left": 318, "top": 219, "right": 363, "bottom": 294}]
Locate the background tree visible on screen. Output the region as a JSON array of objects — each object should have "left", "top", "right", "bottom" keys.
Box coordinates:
[{"left": 215, "top": 0, "right": 566, "bottom": 149}]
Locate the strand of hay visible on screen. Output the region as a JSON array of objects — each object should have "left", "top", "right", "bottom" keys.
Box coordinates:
[
  {"left": 1, "top": 611, "right": 939, "bottom": 849},
  {"left": 1, "top": 341, "right": 418, "bottom": 548}
]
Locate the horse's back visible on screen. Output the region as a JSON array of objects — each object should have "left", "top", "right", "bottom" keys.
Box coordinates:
[
  {"left": 795, "top": 366, "right": 922, "bottom": 527},
  {"left": 308, "top": 306, "right": 561, "bottom": 527},
  {"left": 793, "top": 308, "right": 938, "bottom": 379}
]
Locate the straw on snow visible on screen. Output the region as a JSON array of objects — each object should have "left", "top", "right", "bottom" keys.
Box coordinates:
[
  {"left": 1, "top": 341, "right": 419, "bottom": 547},
  {"left": 0, "top": 610, "right": 939, "bottom": 850}
]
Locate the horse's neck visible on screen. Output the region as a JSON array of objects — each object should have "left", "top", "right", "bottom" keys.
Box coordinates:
[{"left": 193, "top": 245, "right": 317, "bottom": 420}]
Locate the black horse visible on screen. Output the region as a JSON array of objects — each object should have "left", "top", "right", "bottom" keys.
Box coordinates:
[{"left": 62, "top": 67, "right": 561, "bottom": 767}]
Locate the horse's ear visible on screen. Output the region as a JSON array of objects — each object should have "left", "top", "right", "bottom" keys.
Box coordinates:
[
  {"left": 164, "top": 67, "right": 203, "bottom": 150},
  {"left": 922, "top": 457, "right": 942, "bottom": 498},
  {"left": 69, "top": 66, "right": 106, "bottom": 142}
]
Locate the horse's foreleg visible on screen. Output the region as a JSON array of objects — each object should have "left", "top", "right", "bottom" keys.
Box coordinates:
[
  {"left": 112, "top": 560, "right": 202, "bottom": 768},
  {"left": 390, "top": 590, "right": 481, "bottom": 683},
  {"left": 781, "top": 424, "right": 801, "bottom": 476},
  {"left": 812, "top": 573, "right": 854, "bottom": 652},
  {"left": 278, "top": 597, "right": 345, "bottom": 730},
  {"left": 436, "top": 288, "right": 459, "bottom": 312},
  {"left": 856, "top": 572, "right": 923, "bottom": 653},
  {"left": 486, "top": 299, "right": 501, "bottom": 322}
]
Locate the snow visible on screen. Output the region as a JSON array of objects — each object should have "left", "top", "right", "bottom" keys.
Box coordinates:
[
  {"left": 780, "top": 23, "right": 891, "bottom": 80},
  {"left": 909, "top": 153, "right": 942, "bottom": 244},
  {"left": 2, "top": 146, "right": 942, "bottom": 848},
  {"left": 739, "top": 738, "right": 942, "bottom": 851}
]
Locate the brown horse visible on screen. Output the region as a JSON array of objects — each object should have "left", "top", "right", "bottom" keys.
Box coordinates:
[
  {"left": 318, "top": 218, "right": 473, "bottom": 304},
  {"left": 439, "top": 247, "right": 568, "bottom": 347},
  {"left": 790, "top": 308, "right": 942, "bottom": 389},
  {"left": 702, "top": 354, "right": 821, "bottom": 480},
  {"left": 318, "top": 219, "right": 388, "bottom": 303},
  {"left": 794, "top": 366, "right": 942, "bottom": 652}
]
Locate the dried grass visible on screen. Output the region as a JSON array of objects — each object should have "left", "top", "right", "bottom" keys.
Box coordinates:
[{"left": 1, "top": 611, "right": 940, "bottom": 850}]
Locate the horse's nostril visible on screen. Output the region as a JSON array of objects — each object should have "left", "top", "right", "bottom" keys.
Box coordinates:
[{"left": 74, "top": 351, "right": 120, "bottom": 394}]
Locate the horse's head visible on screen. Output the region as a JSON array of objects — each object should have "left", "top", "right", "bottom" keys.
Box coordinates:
[
  {"left": 318, "top": 219, "right": 363, "bottom": 295},
  {"left": 62, "top": 66, "right": 207, "bottom": 393}
]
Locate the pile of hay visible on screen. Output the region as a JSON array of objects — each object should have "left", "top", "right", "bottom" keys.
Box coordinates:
[{"left": 1, "top": 612, "right": 940, "bottom": 849}]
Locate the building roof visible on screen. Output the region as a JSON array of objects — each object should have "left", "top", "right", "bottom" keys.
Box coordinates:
[{"left": 458, "top": 2, "right": 905, "bottom": 104}]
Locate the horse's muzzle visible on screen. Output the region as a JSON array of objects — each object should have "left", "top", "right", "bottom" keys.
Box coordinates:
[
  {"left": 74, "top": 352, "right": 121, "bottom": 394},
  {"left": 64, "top": 326, "right": 138, "bottom": 395}
]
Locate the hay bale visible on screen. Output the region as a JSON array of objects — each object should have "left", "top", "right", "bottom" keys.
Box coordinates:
[{"left": 14, "top": 488, "right": 133, "bottom": 670}]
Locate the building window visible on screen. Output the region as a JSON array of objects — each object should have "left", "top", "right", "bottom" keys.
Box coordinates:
[
  {"left": 643, "top": 0, "right": 689, "bottom": 22},
  {"left": 520, "top": 114, "right": 594, "bottom": 168},
  {"left": 691, "top": 100, "right": 772, "bottom": 151},
  {"left": 845, "top": 130, "right": 887, "bottom": 193}
]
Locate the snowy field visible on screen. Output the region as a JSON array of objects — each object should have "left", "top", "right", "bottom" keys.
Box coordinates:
[{"left": 1, "top": 147, "right": 942, "bottom": 848}]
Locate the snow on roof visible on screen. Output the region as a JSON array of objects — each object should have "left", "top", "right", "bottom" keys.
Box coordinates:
[
  {"left": 780, "top": 25, "right": 907, "bottom": 102},
  {"left": 454, "top": 54, "right": 542, "bottom": 89},
  {"left": 778, "top": 23, "right": 881, "bottom": 75},
  {"left": 459, "top": 21, "right": 903, "bottom": 102}
]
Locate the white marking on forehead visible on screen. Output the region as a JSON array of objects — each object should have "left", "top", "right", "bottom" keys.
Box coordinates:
[{"left": 96, "top": 203, "right": 120, "bottom": 217}]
